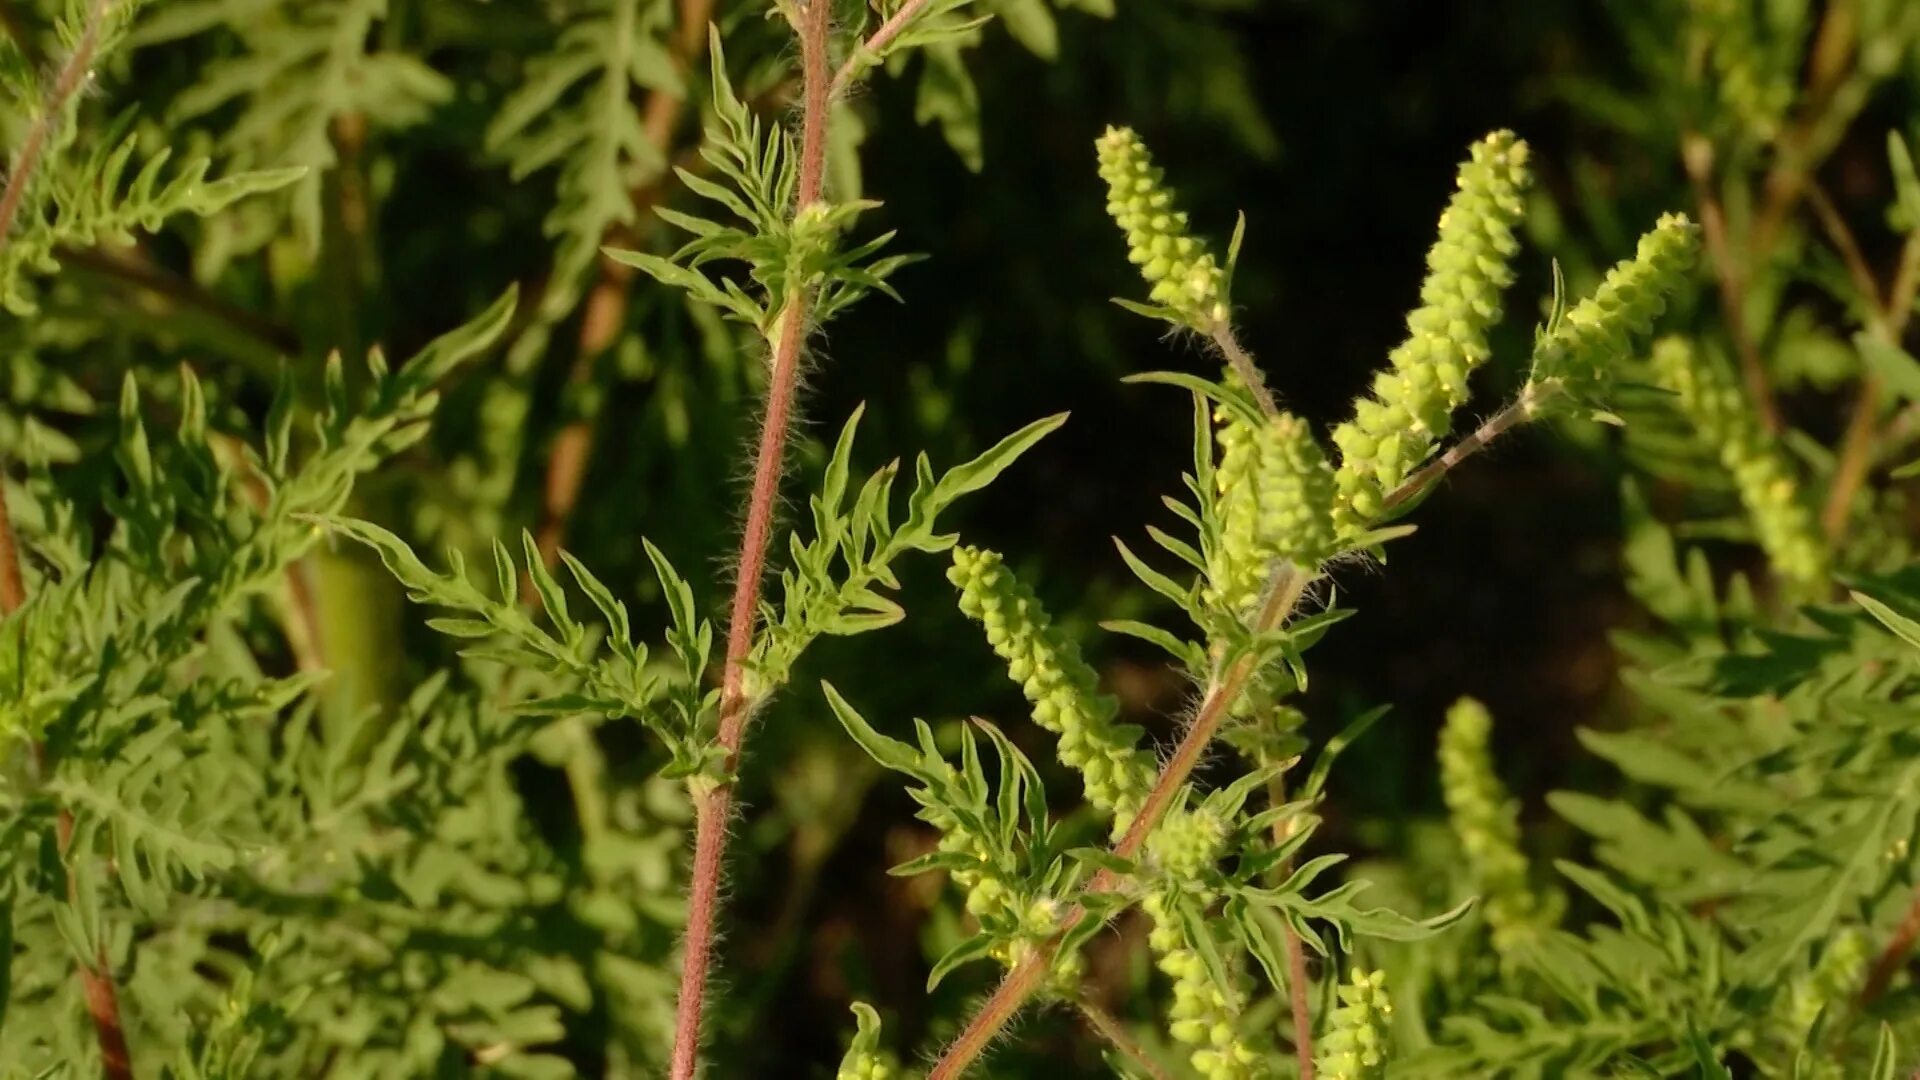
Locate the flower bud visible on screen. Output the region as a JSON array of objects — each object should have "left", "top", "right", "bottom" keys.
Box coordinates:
[
  {"left": 1331, "top": 131, "right": 1533, "bottom": 535},
  {"left": 950, "top": 547, "right": 1156, "bottom": 832},
  {"left": 1096, "top": 126, "right": 1230, "bottom": 331},
  {"left": 1529, "top": 213, "right": 1699, "bottom": 394}
]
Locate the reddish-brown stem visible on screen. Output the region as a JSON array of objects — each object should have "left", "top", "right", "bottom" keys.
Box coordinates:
[
  {"left": 1285, "top": 923, "right": 1314, "bottom": 1075},
  {"left": 1862, "top": 882, "right": 1920, "bottom": 1005},
  {"left": 831, "top": 0, "right": 932, "bottom": 96},
  {"left": 1682, "top": 134, "right": 1782, "bottom": 435},
  {"left": 1383, "top": 383, "right": 1550, "bottom": 514},
  {"left": 1806, "top": 183, "right": 1887, "bottom": 316},
  {"left": 1, "top": 483, "right": 132, "bottom": 1080},
  {"left": 533, "top": 144, "right": 707, "bottom": 574},
  {"left": 929, "top": 571, "right": 1308, "bottom": 1079},
  {"left": 668, "top": 3, "right": 831, "bottom": 1075},
  {"left": 1749, "top": 0, "right": 1858, "bottom": 259},
  {"left": 1208, "top": 321, "right": 1279, "bottom": 420},
  {"left": 0, "top": 479, "right": 24, "bottom": 615},
  {"left": 0, "top": 0, "right": 112, "bottom": 252},
  {"left": 1825, "top": 379, "right": 1883, "bottom": 541},
  {"left": 1809, "top": 187, "right": 1920, "bottom": 543},
  {"left": 930, "top": 386, "right": 1550, "bottom": 1076}
]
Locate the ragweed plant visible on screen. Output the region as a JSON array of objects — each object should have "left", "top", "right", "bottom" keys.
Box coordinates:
[
  {"left": 1328, "top": 130, "right": 1531, "bottom": 531},
  {"left": 6, "top": 1, "right": 1920, "bottom": 1077},
  {"left": 821, "top": 126, "right": 1698, "bottom": 1080}
]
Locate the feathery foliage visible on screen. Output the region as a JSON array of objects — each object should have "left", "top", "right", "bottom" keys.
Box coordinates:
[{"left": 4, "top": 0, "right": 1920, "bottom": 1076}]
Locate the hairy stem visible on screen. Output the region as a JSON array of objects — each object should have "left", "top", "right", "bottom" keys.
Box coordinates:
[
  {"left": 831, "top": 0, "right": 931, "bottom": 95},
  {"left": 929, "top": 570, "right": 1310, "bottom": 1079},
  {"left": 1285, "top": 916, "right": 1314, "bottom": 1075},
  {"left": 1208, "top": 320, "right": 1280, "bottom": 419},
  {"left": 669, "top": 2, "right": 831, "bottom": 1075},
  {"left": 0, "top": 0, "right": 112, "bottom": 252},
  {"left": 0, "top": 481, "right": 133, "bottom": 1080},
  {"left": 1077, "top": 1000, "right": 1173, "bottom": 1080},
  {"left": 929, "top": 379, "right": 1548, "bottom": 1075},
  {"left": 1382, "top": 382, "right": 1553, "bottom": 514}
]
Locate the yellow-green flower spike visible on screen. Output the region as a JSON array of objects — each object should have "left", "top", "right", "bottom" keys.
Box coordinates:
[
  {"left": 1529, "top": 213, "right": 1700, "bottom": 395},
  {"left": 949, "top": 546, "right": 1156, "bottom": 833},
  {"left": 1317, "top": 968, "right": 1393, "bottom": 1080},
  {"left": 1143, "top": 808, "right": 1266, "bottom": 1080},
  {"left": 1256, "top": 412, "right": 1337, "bottom": 566},
  {"left": 1208, "top": 409, "right": 1337, "bottom": 616},
  {"left": 1331, "top": 131, "right": 1532, "bottom": 532},
  {"left": 1096, "top": 126, "right": 1230, "bottom": 331},
  {"left": 1649, "top": 336, "right": 1828, "bottom": 591},
  {"left": 1147, "top": 805, "right": 1229, "bottom": 882},
  {"left": 1207, "top": 405, "right": 1268, "bottom": 615},
  {"left": 1439, "top": 697, "right": 1540, "bottom": 962}
]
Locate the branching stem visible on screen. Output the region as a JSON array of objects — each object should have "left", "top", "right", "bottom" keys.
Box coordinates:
[
  {"left": 669, "top": 2, "right": 832, "bottom": 1075},
  {"left": 928, "top": 570, "right": 1309, "bottom": 1079},
  {"left": 929, "top": 376, "right": 1552, "bottom": 1076},
  {"left": 1681, "top": 134, "right": 1781, "bottom": 435},
  {"left": 1383, "top": 382, "right": 1553, "bottom": 514},
  {"left": 831, "top": 0, "right": 931, "bottom": 96},
  {"left": 1811, "top": 183, "right": 1920, "bottom": 543}
]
